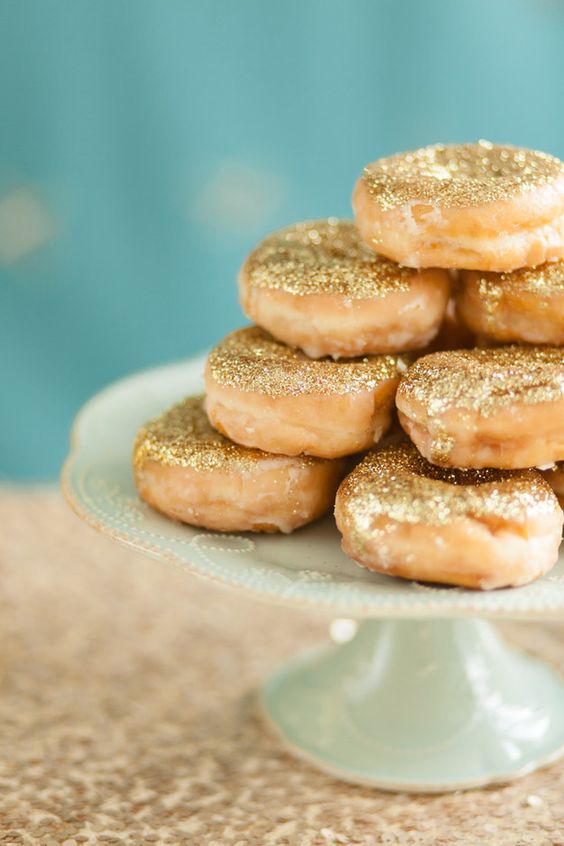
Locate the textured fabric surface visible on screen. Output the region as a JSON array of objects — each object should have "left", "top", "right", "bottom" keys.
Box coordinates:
[{"left": 0, "top": 488, "right": 563, "bottom": 845}]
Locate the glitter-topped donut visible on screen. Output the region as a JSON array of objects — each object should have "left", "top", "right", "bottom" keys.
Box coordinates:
[
  {"left": 353, "top": 141, "right": 564, "bottom": 271},
  {"left": 239, "top": 219, "right": 450, "bottom": 358},
  {"left": 133, "top": 395, "right": 345, "bottom": 533},
  {"left": 204, "top": 326, "right": 410, "bottom": 458},
  {"left": 395, "top": 346, "right": 564, "bottom": 469},
  {"left": 335, "top": 441, "right": 563, "bottom": 589},
  {"left": 541, "top": 462, "right": 564, "bottom": 509},
  {"left": 457, "top": 261, "right": 564, "bottom": 345}
]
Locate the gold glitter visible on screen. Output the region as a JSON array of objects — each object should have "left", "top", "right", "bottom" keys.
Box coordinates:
[
  {"left": 339, "top": 441, "right": 557, "bottom": 529},
  {"left": 362, "top": 141, "right": 564, "bottom": 210},
  {"left": 133, "top": 395, "right": 321, "bottom": 472},
  {"left": 206, "top": 327, "right": 411, "bottom": 397},
  {"left": 242, "top": 218, "right": 415, "bottom": 298},
  {"left": 465, "top": 261, "right": 564, "bottom": 324},
  {"left": 477, "top": 275, "right": 504, "bottom": 323},
  {"left": 397, "top": 346, "right": 564, "bottom": 417}
]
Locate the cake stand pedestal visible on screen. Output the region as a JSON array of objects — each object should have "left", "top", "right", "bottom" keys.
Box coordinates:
[
  {"left": 262, "top": 617, "right": 564, "bottom": 791},
  {"left": 62, "top": 355, "right": 564, "bottom": 793}
]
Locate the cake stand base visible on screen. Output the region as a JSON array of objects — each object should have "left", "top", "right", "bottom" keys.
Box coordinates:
[{"left": 261, "top": 618, "right": 564, "bottom": 792}]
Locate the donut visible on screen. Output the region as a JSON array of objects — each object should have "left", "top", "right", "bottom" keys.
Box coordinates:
[
  {"left": 334, "top": 441, "right": 563, "bottom": 590},
  {"left": 395, "top": 346, "right": 564, "bottom": 469},
  {"left": 204, "top": 326, "right": 410, "bottom": 458},
  {"left": 457, "top": 261, "right": 564, "bottom": 345},
  {"left": 133, "top": 395, "right": 345, "bottom": 533},
  {"left": 239, "top": 219, "right": 450, "bottom": 358},
  {"left": 541, "top": 462, "right": 564, "bottom": 509},
  {"left": 352, "top": 141, "right": 564, "bottom": 272}
]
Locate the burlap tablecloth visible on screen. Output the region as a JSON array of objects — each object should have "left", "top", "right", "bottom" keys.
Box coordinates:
[{"left": 0, "top": 488, "right": 563, "bottom": 845}]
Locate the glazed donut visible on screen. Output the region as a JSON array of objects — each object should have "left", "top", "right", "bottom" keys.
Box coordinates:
[
  {"left": 204, "top": 326, "right": 409, "bottom": 458},
  {"left": 133, "top": 395, "right": 345, "bottom": 533},
  {"left": 396, "top": 346, "right": 564, "bottom": 469},
  {"left": 353, "top": 141, "right": 564, "bottom": 272},
  {"left": 541, "top": 462, "right": 564, "bottom": 509},
  {"left": 239, "top": 219, "right": 450, "bottom": 358},
  {"left": 457, "top": 261, "right": 564, "bottom": 345},
  {"left": 335, "top": 441, "right": 563, "bottom": 590}
]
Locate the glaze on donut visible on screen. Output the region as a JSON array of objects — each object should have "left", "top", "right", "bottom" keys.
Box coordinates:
[
  {"left": 335, "top": 441, "right": 563, "bottom": 589},
  {"left": 457, "top": 262, "right": 564, "bottom": 345},
  {"left": 239, "top": 219, "right": 449, "bottom": 357},
  {"left": 133, "top": 395, "right": 346, "bottom": 533},
  {"left": 396, "top": 346, "right": 564, "bottom": 469},
  {"left": 205, "top": 327, "right": 410, "bottom": 458},
  {"left": 353, "top": 141, "right": 564, "bottom": 271}
]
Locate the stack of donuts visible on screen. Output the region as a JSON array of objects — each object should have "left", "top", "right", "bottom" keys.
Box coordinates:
[{"left": 134, "top": 141, "right": 564, "bottom": 590}]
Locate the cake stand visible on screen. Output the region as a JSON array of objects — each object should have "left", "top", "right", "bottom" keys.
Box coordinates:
[{"left": 61, "top": 355, "right": 564, "bottom": 793}]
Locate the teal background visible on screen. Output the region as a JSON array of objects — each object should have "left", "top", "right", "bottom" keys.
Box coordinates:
[{"left": 2, "top": 0, "right": 564, "bottom": 479}]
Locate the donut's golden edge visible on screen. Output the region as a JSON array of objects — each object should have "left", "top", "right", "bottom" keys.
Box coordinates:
[
  {"left": 239, "top": 218, "right": 450, "bottom": 358},
  {"left": 204, "top": 326, "right": 411, "bottom": 458},
  {"left": 335, "top": 442, "right": 564, "bottom": 590},
  {"left": 395, "top": 346, "right": 564, "bottom": 469},
  {"left": 457, "top": 263, "right": 564, "bottom": 345},
  {"left": 133, "top": 395, "right": 346, "bottom": 534},
  {"left": 353, "top": 142, "right": 564, "bottom": 271}
]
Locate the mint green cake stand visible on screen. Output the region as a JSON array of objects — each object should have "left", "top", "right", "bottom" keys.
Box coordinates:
[{"left": 62, "top": 356, "right": 564, "bottom": 793}]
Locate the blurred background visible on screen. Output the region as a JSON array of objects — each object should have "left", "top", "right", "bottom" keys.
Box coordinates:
[{"left": 2, "top": 0, "right": 564, "bottom": 480}]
